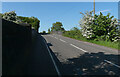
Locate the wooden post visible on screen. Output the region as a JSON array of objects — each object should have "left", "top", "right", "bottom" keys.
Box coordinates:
[{"left": 94, "top": 0, "right": 95, "bottom": 16}]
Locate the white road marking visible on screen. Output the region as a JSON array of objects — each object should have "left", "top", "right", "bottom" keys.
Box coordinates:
[
  {"left": 60, "top": 39, "right": 67, "bottom": 43},
  {"left": 104, "top": 60, "right": 120, "bottom": 68},
  {"left": 101, "top": 51, "right": 105, "bottom": 52},
  {"left": 70, "top": 44, "right": 88, "bottom": 52},
  {"left": 54, "top": 37, "right": 58, "bottom": 39},
  {"left": 43, "top": 38, "right": 61, "bottom": 77}
]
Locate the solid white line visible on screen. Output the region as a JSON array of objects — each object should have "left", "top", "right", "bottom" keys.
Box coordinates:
[
  {"left": 104, "top": 60, "right": 120, "bottom": 68},
  {"left": 70, "top": 44, "right": 88, "bottom": 52},
  {"left": 59, "top": 39, "right": 67, "bottom": 43},
  {"left": 43, "top": 39, "right": 61, "bottom": 77}
]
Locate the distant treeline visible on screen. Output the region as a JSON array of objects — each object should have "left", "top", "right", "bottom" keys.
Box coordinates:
[{"left": 47, "top": 22, "right": 65, "bottom": 34}]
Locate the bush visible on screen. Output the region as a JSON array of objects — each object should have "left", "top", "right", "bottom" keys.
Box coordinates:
[
  {"left": 2, "top": 11, "right": 21, "bottom": 23},
  {"left": 51, "top": 22, "right": 65, "bottom": 33},
  {"left": 1, "top": 11, "right": 40, "bottom": 32},
  {"left": 18, "top": 16, "right": 40, "bottom": 32},
  {"left": 43, "top": 31, "right": 46, "bottom": 34},
  {"left": 79, "top": 11, "right": 119, "bottom": 42},
  {"left": 63, "top": 27, "right": 86, "bottom": 41}
]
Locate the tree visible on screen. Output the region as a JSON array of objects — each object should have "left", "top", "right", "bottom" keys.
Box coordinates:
[
  {"left": 91, "top": 12, "right": 119, "bottom": 41},
  {"left": 71, "top": 27, "right": 79, "bottom": 31},
  {"left": 48, "top": 28, "right": 51, "bottom": 34},
  {"left": 1, "top": 11, "right": 40, "bottom": 32},
  {"left": 63, "top": 27, "right": 83, "bottom": 39},
  {"left": 18, "top": 16, "right": 40, "bottom": 32},
  {"left": 79, "top": 11, "right": 119, "bottom": 42},
  {"left": 42, "top": 31, "right": 46, "bottom": 34},
  {"left": 51, "top": 22, "right": 65, "bottom": 33},
  {"left": 79, "top": 11, "right": 94, "bottom": 39},
  {"left": 0, "top": 13, "right": 3, "bottom": 17}
]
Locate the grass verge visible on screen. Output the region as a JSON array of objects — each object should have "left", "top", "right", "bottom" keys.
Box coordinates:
[{"left": 62, "top": 34, "right": 119, "bottom": 50}]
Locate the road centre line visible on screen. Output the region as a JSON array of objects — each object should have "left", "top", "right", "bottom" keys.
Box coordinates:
[
  {"left": 54, "top": 37, "right": 58, "bottom": 39},
  {"left": 52, "top": 35, "right": 119, "bottom": 69},
  {"left": 51, "top": 36, "right": 58, "bottom": 39},
  {"left": 59, "top": 39, "right": 67, "bottom": 43},
  {"left": 70, "top": 44, "right": 88, "bottom": 52},
  {"left": 104, "top": 60, "right": 120, "bottom": 68},
  {"left": 61, "top": 35, "right": 118, "bottom": 53}
]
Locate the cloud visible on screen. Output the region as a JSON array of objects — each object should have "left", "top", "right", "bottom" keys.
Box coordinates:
[{"left": 96, "top": 10, "right": 111, "bottom": 14}]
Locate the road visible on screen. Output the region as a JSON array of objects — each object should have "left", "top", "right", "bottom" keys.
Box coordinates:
[
  {"left": 43, "top": 34, "right": 120, "bottom": 75},
  {"left": 2, "top": 33, "right": 59, "bottom": 76},
  {"left": 25, "top": 34, "right": 59, "bottom": 76}
]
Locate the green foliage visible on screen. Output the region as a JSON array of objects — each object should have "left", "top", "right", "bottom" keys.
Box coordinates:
[
  {"left": 1, "top": 11, "right": 21, "bottom": 23},
  {"left": 91, "top": 12, "right": 119, "bottom": 42},
  {"left": 18, "top": 16, "right": 40, "bottom": 32},
  {"left": 79, "top": 11, "right": 94, "bottom": 39},
  {"left": 79, "top": 11, "right": 119, "bottom": 42},
  {"left": 63, "top": 27, "right": 118, "bottom": 49},
  {"left": 0, "top": 13, "right": 3, "bottom": 17},
  {"left": 42, "top": 31, "right": 46, "bottom": 34},
  {"left": 63, "top": 11, "right": 119, "bottom": 49},
  {"left": 48, "top": 28, "right": 51, "bottom": 34},
  {"left": 1, "top": 11, "right": 40, "bottom": 32},
  {"left": 63, "top": 27, "right": 86, "bottom": 41},
  {"left": 3, "top": 11, "right": 17, "bottom": 21},
  {"left": 51, "top": 22, "right": 65, "bottom": 33}
]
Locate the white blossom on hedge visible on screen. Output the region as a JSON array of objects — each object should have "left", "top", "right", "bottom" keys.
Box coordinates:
[
  {"left": 79, "top": 10, "right": 119, "bottom": 42},
  {"left": 2, "top": 11, "right": 21, "bottom": 24},
  {"left": 79, "top": 11, "right": 94, "bottom": 39}
]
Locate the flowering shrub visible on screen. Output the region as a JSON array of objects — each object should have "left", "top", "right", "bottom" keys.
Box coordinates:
[
  {"left": 79, "top": 11, "right": 94, "bottom": 39},
  {"left": 1, "top": 11, "right": 40, "bottom": 32},
  {"left": 79, "top": 11, "right": 119, "bottom": 42},
  {"left": 2, "top": 11, "right": 21, "bottom": 24}
]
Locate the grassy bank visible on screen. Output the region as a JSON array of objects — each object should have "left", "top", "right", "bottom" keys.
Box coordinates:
[{"left": 63, "top": 33, "right": 119, "bottom": 50}]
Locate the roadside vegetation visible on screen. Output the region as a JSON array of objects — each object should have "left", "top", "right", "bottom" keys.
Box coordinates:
[
  {"left": 63, "top": 11, "right": 120, "bottom": 50},
  {"left": 40, "top": 31, "right": 47, "bottom": 35},
  {"left": 48, "top": 22, "right": 65, "bottom": 34},
  {"left": 63, "top": 27, "right": 119, "bottom": 49},
  {"left": 1, "top": 11, "right": 40, "bottom": 32},
  {"left": 18, "top": 16, "right": 40, "bottom": 32}
]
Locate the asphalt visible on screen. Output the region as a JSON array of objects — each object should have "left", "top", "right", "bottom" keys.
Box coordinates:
[
  {"left": 2, "top": 32, "right": 120, "bottom": 76},
  {"left": 43, "top": 34, "right": 120, "bottom": 76},
  {"left": 2, "top": 33, "right": 59, "bottom": 76},
  {"left": 25, "top": 34, "right": 59, "bottom": 76}
]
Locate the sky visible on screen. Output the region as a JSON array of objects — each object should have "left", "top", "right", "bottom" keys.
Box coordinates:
[
  {"left": 2, "top": 2, "right": 118, "bottom": 32},
  {"left": 1, "top": 0, "right": 120, "bottom": 2}
]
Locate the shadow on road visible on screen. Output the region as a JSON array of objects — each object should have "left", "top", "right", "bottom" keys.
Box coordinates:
[
  {"left": 61, "top": 52, "right": 120, "bottom": 76},
  {"left": 47, "top": 43, "right": 53, "bottom": 46},
  {"left": 39, "top": 33, "right": 49, "bottom": 35},
  {"left": 46, "top": 42, "right": 120, "bottom": 76}
]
